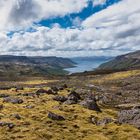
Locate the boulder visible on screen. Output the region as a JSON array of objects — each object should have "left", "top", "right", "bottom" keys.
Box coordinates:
[
  {"left": 80, "top": 99, "right": 101, "bottom": 112},
  {"left": 48, "top": 112, "right": 65, "bottom": 121},
  {"left": 67, "top": 91, "right": 80, "bottom": 101},
  {"left": 117, "top": 108, "right": 140, "bottom": 129},
  {"left": 63, "top": 91, "right": 81, "bottom": 105},
  {"left": 64, "top": 99, "right": 77, "bottom": 105}
]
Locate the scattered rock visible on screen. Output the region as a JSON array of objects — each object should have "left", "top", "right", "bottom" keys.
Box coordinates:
[
  {"left": 133, "top": 105, "right": 140, "bottom": 110},
  {"left": 36, "top": 89, "right": 48, "bottom": 94},
  {"left": 15, "top": 87, "right": 24, "bottom": 92},
  {"left": 24, "top": 105, "right": 34, "bottom": 109},
  {"left": 117, "top": 108, "right": 140, "bottom": 129},
  {"left": 0, "top": 87, "right": 11, "bottom": 90},
  {"left": 80, "top": 99, "right": 101, "bottom": 112},
  {"left": 11, "top": 114, "right": 21, "bottom": 120},
  {"left": 58, "top": 84, "right": 68, "bottom": 91},
  {"left": 86, "top": 93, "right": 96, "bottom": 101},
  {"left": 48, "top": 112, "right": 65, "bottom": 121},
  {"left": 73, "top": 124, "right": 79, "bottom": 128},
  {"left": 68, "top": 91, "right": 81, "bottom": 101},
  {"left": 0, "top": 122, "right": 15, "bottom": 129},
  {"left": 64, "top": 99, "right": 77, "bottom": 105},
  {"left": 53, "top": 95, "right": 67, "bottom": 102},
  {"left": 0, "top": 105, "right": 4, "bottom": 110},
  {"left": 51, "top": 87, "right": 59, "bottom": 92},
  {"left": 0, "top": 94, "right": 9, "bottom": 98},
  {"left": 97, "top": 117, "right": 113, "bottom": 126},
  {"left": 36, "top": 89, "right": 57, "bottom": 95},
  {"left": 3, "top": 97, "right": 23, "bottom": 104},
  {"left": 89, "top": 116, "right": 98, "bottom": 124},
  {"left": 58, "top": 87, "right": 64, "bottom": 90},
  {"left": 47, "top": 89, "right": 57, "bottom": 95},
  {"left": 116, "top": 92, "right": 122, "bottom": 96},
  {"left": 62, "top": 84, "right": 68, "bottom": 89},
  {"left": 22, "top": 93, "right": 35, "bottom": 97},
  {"left": 63, "top": 91, "right": 81, "bottom": 105}
]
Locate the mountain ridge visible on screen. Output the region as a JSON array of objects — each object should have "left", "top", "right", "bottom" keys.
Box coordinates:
[
  {"left": 0, "top": 55, "right": 75, "bottom": 79},
  {"left": 98, "top": 50, "right": 140, "bottom": 70}
]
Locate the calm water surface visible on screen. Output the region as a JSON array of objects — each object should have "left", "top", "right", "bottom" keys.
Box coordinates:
[{"left": 65, "top": 57, "right": 111, "bottom": 74}]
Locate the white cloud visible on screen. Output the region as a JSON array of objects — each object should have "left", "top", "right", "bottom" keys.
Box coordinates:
[
  {"left": 0, "top": 0, "right": 140, "bottom": 57},
  {"left": 0, "top": 0, "right": 89, "bottom": 31},
  {"left": 92, "top": 0, "right": 106, "bottom": 6}
]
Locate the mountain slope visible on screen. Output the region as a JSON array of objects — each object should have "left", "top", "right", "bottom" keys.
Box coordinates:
[
  {"left": 98, "top": 50, "right": 140, "bottom": 70},
  {"left": 0, "top": 55, "right": 75, "bottom": 79}
]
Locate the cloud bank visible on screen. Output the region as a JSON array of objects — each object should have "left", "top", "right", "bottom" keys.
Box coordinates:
[{"left": 0, "top": 0, "right": 140, "bottom": 57}]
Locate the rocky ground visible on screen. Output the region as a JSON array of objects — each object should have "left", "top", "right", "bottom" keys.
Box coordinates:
[{"left": 0, "top": 69, "right": 140, "bottom": 140}]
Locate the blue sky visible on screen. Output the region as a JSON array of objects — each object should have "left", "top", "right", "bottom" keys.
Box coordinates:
[
  {"left": 0, "top": 0, "right": 140, "bottom": 57},
  {"left": 39, "top": 0, "right": 121, "bottom": 28}
]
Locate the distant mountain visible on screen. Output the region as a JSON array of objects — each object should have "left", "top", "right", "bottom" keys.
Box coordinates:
[
  {"left": 70, "top": 56, "right": 113, "bottom": 62},
  {"left": 98, "top": 50, "right": 140, "bottom": 70},
  {"left": 0, "top": 55, "right": 75, "bottom": 79}
]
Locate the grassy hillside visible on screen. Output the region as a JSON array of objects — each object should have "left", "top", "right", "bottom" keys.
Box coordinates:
[
  {"left": 0, "top": 55, "right": 75, "bottom": 80},
  {"left": 98, "top": 50, "right": 140, "bottom": 70}
]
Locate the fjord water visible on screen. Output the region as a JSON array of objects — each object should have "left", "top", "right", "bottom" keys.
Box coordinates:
[{"left": 65, "top": 57, "right": 112, "bottom": 74}]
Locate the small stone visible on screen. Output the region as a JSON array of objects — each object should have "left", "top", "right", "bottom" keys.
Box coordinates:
[
  {"left": 64, "top": 100, "right": 77, "bottom": 105},
  {"left": 11, "top": 114, "right": 21, "bottom": 120},
  {"left": 53, "top": 96, "right": 67, "bottom": 102},
  {"left": 48, "top": 112, "right": 65, "bottom": 121},
  {"left": 3, "top": 97, "right": 23, "bottom": 104},
  {"left": 0, "top": 94, "right": 9, "bottom": 98},
  {"left": 51, "top": 87, "right": 59, "bottom": 92},
  {"left": 24, "top": 105, "right": 34, "bottom": 109},
  {"left": 36, "top": 89, "right": 47, "bottom": 94},
  {"left": 15, "top": 87, "right": 24, "bottom": 92},
  {"left": 0, "top": 105, "right": 4, "bottom": 110},
  {"left": 0, "top": 122, "right": 15, "bottom": 129},
  {"left": 62, "top": 84, "right": 68, "bottom": 89},
  {"left": 97, "top": 118, "right": 113, "bottom": 126}
]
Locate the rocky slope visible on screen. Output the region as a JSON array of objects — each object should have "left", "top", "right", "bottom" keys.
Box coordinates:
[{"left": 98, "top": 50, "right": 140, "bottom": 70}]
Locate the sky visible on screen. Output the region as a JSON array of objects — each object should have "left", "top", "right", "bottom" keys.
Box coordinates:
[{"left": 0, "top": 0, "right": 140, "bottom": 57}]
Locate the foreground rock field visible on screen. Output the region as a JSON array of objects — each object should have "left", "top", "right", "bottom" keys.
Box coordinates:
[{"left": 0, "top": 70, "right": 140, "bottom": 140}]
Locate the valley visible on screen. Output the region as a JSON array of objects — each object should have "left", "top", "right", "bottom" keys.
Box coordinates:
[{"left": 0, "top": 51, "right": 139, "bottom": 140}]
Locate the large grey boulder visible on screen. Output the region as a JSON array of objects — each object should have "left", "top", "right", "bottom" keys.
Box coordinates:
[
  {"left": 117, "top": 108, "right": 140, "bottom": 129},
  {"left": 80, "top": 99, "right": 101, "bottom": 112}
]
